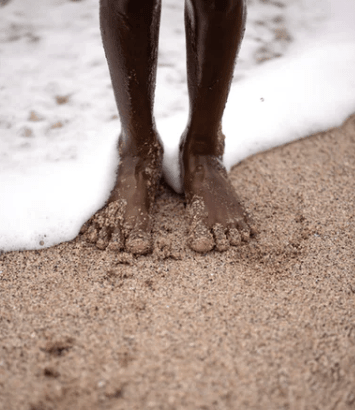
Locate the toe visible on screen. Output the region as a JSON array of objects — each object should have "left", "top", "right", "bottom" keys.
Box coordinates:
[
  {"left": 212, "top": 224, "right": 229, "bottom": 252},
  {"left": 86, "top": 225, "right": 98, "bottom": 243},
  {"left": 227, "top": 227, "right": 241, "bottom": 246},
  {"left": 96, "top": 226, "right": 111, "bottom": 250},
  {"left": 125, "top": 229, "right": 152, "bottom": 255},
  {"left": 236, "top": 218, "right": 251, "bottom": 242},
  {"left": 107, "top": 229, "right": 124, "bottom": 251},
  {"left": 246, "top": 216, "right": 258, "bottom": 238},
  {"left": 188, "top": 220, "right": 214, "bottom": 253}
]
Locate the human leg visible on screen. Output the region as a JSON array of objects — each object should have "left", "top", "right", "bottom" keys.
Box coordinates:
[
  {"left": 181, "top": 0, "right": 252, "bottom": 252},
  {"left": 82, "top": 0, "right": 163, "bottom": 254}
]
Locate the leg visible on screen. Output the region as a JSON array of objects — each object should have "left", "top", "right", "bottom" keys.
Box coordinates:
[
  {"left": 82, "top": 0, "right": 163, "bottom": 254},
  {"left": 181, "top": 0, "right": 251, "bottom": 252}
]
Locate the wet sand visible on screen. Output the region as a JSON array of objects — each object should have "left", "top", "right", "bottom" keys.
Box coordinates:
[{"left": 1, "top": 114, "right": 355, "bottom": 410}]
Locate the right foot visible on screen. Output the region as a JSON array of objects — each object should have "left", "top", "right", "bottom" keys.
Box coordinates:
[{"left": 80, "top": 136, "right": 163, "bottom": 255}]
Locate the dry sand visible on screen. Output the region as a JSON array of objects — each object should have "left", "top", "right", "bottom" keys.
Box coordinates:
[{"left": 1, "top": 114, "right": 355, "bottom": 410}]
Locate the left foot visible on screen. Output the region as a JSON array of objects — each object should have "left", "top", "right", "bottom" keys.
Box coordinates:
[{"left": 182, "top": 148, "right": 252, "bottom": 253}]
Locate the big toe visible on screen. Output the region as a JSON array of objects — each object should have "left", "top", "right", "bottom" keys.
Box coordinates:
[
  {"left": 125, "top": 229, "right": 152, "bottom": 255},
  {"left": 188, "top": 221, "right": 214, "bottom": 253}
]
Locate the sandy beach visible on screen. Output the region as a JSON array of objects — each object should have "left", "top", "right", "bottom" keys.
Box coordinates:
[{"left": 1, "top": 114, "right": 354, "bottom": 410}]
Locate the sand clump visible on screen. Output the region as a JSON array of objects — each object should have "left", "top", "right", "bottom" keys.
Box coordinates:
[{"left": 1, "top": 114, "right": 355, "bottom": 410}]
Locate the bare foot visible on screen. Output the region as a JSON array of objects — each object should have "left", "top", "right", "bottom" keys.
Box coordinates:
[
  {"left": 80, "top": 136, "right": 163, "bottom": 255},
  {"left": 182, "top": 150, "right": 252, "bottom": 253}
]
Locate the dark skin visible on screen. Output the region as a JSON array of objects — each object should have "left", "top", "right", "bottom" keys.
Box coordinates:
[{"left": 82, "top": 0, "right": 252, "bottom": 254}]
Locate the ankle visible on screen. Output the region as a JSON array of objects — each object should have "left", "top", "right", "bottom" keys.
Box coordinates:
[
  {"left": 180, "top": 130, "right": 225, "bottom": 160},
  {"left": 119, "top": 130, "right": 163, "bottom": 159}
]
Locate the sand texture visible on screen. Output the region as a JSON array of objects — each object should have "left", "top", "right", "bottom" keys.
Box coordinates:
[{"left": 1, "top": 114, "right": 355, "bottom": 410}]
